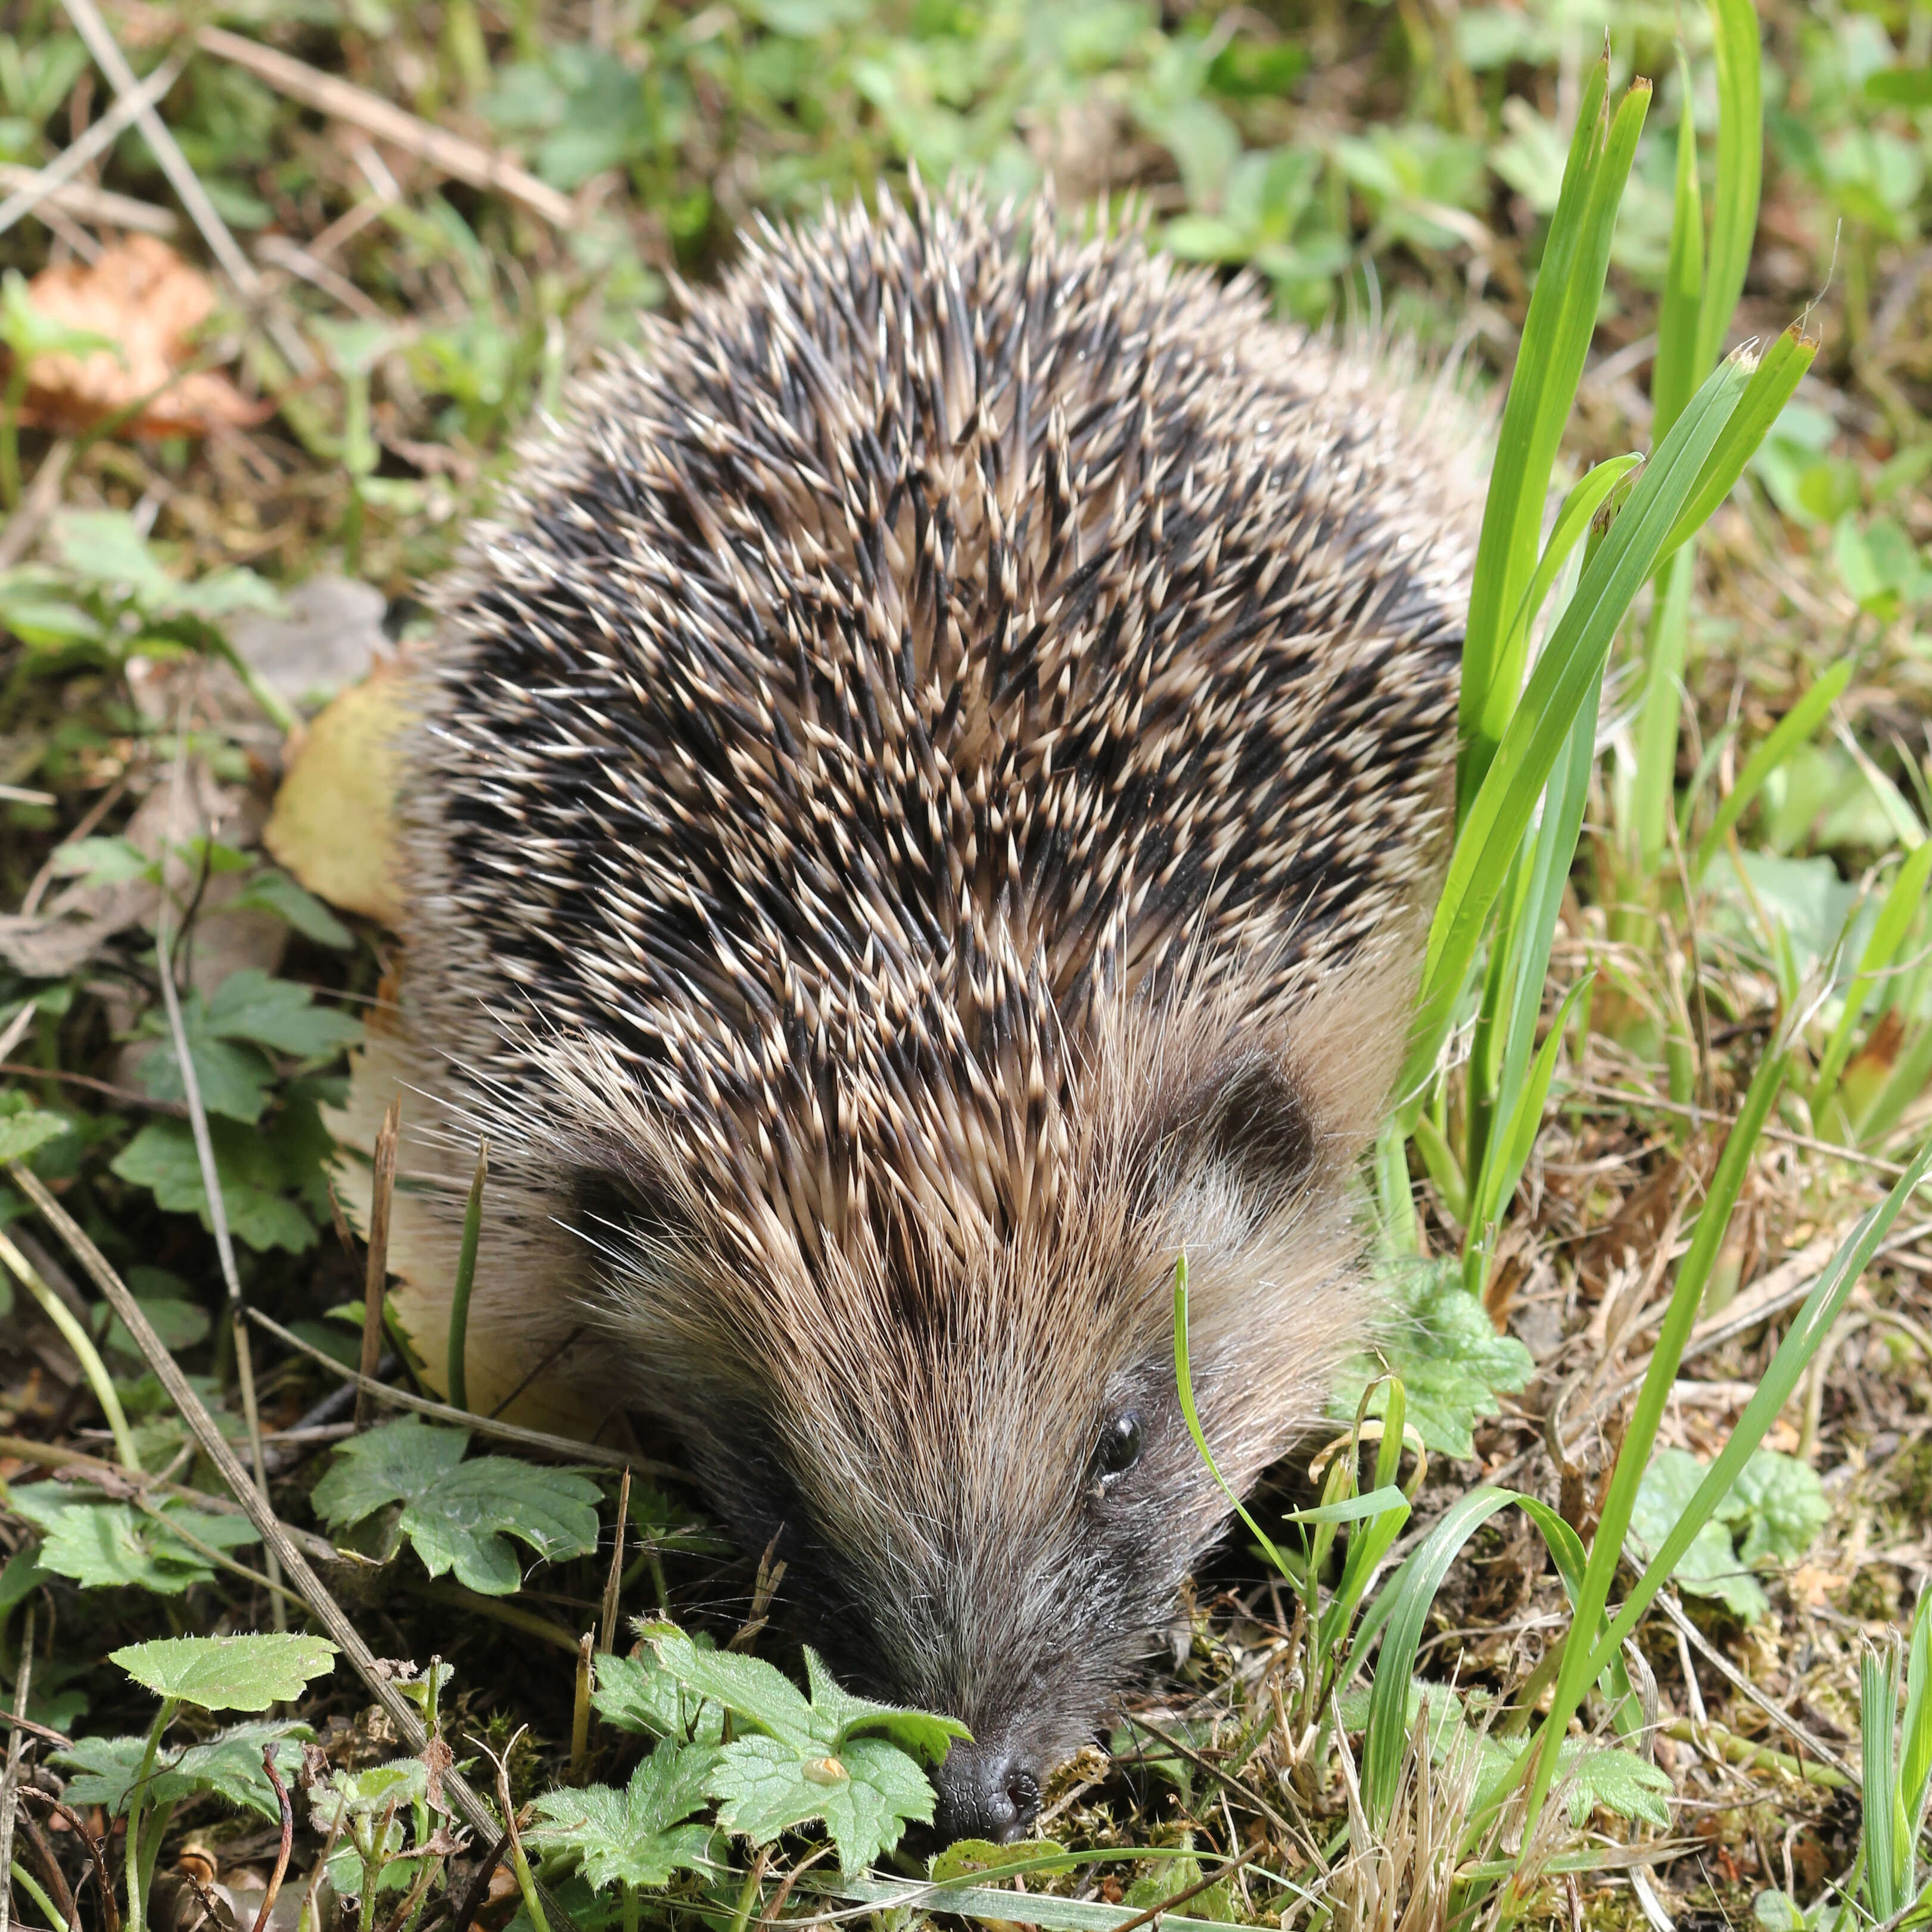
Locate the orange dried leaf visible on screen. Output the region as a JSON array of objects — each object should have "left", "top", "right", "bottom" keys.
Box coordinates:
[{"left": 19, "top": 235, "right": 266, "bottom": 437}]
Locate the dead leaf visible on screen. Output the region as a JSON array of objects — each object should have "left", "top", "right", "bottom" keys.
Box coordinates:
[
  {"left": 20, "top": 236, "right": 266, "bottom": 438},
  {"left": 263, "top": 654, "right": 411, "bottom": 927}
]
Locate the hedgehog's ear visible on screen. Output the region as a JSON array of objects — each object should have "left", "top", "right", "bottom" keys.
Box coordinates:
[
  {"left": 565, "top": 1134, "right": 699, "bottom": 1258},
  {"left": 1197, "top": 1056, "right": 1315, "bottom": 1209}
]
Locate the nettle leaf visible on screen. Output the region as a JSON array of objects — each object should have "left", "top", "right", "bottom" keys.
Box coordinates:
[
  {"left": 527, "top": 1743, "right": 726, "bottom": 1890},
  {"left": 114, "top": 1633, "right": 338, "bottom": 1711},
  {"left": 8, "top": 1483, "right": 260, "bottom": 1594},
  {"left": 310, "top": 1415, "right": 601, "bottom": 1595},
  {"left": 0, "top": 1108, "right": 71, "bottom": 1162},
  {"left": 642, "top": 1623, "right": 965, "bottom": 1875},
  {"left": 1467, "top": 1731, "right": 1672, "bottom": 1830},
  {"left": 312, "top": 1759, "right": 433, "bottom": 1897},
  {"left": 592, "top": 1646, "right": 725, "bottom": 1745},
  {"left": 54, "top": 1722, "right": 312, "bottom": 1819},
  {"left": 1328, "top": 1258, "right": 1534, "bottom": 1457},
  {"left": 1630, "top": 1447, "right": 1825, "bottom": 1622}
]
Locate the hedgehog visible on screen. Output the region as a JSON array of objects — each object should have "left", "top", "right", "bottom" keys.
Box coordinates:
[{"left": 330, "top": 181, "right": 1478, "bottom": 1845}]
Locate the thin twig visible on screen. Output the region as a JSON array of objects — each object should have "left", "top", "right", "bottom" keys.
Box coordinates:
[
  {"left": 195, "top": 27, "right": 574, "bottom": 228},
  {"left": 599, "top": 1466, "right": 630, "bottom": 1654},
  {"left": 245, "top": 1305, "right": 668, "bottom": 1473},
  {"left": 253, "top": 1747, "right": 294, "bottom": 1932},
  {"left": 356, "top": 1096, "right": 401, "bottom": 1430},
  {"left": 0, "top": 1064, "right": 189, "bottom": 1115},
  {"left": 55, "top": 0, "right": 316, "bottom": 375},
  {"left": 0, "top": 165, "right": 174, "bottom": 234},
  {"left": 153, "top": 705, "right": 284, "bottom": 1624},
  {"left": 1109, "top": 1849, "right": 1257, "bottom": 1932},
  {"left": 0, "top": 1604, "right": 35, "bottom": 1932},
  {"left": 0, "top": 57, "right": 180, "bottom": 240},
  {"left": 445, "top": 1830, "right": 511, "bottom": 1932}
]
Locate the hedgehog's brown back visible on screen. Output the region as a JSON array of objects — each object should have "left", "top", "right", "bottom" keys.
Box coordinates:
[{"left": 329, "top": 184, "right": 1476, "bottom": 1430}]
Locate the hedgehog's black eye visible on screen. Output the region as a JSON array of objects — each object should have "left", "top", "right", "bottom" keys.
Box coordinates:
[{"left": 1093, "top": 1411, "right": 1143, "bottom": 1484}]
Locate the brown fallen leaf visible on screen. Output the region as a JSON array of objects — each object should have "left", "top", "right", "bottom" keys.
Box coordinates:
[
  {"left": 263, "top": 653, "right": 411, "bottom": 927},
  {"left": 20, "top": 235, "right": 267, "bottom": 438}
]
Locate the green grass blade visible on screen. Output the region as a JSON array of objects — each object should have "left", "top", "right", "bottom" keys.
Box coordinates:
[
  {"left": 1172, "top": 1255, "right": 1292, "bottom": 1579},
  {"left": 1659, "top": 326, "right": 1819, "bottom": 559},
  {"left": 1459, "top": 69, "right": 1647, "bottom": 810},
  {"left": 1361, "top": 1486, "right": 1521, "bottom": 1825},
  {"left": 1903, "top": 1588, "right": 1932, "bottom": 1855},
  {"left": 1482, "top": 455, "right": 1643, "bottom": 759},
  {"left": 1581, "top": 1134, "right": 1932, "bottom": 1690},
  {"left": 1813, "top": 841, "right": 1932, "bottom": 1118},
  {"left": 1522, "top": 1035, "right": 1792, "bottom": 1834},
  {"left": 1633, "top": 545, "right": 1696, "bottom": 878},
  {"left": 447, "top": 1138, "right": 489, "bottom": 1413},
  {"left": 1465, "top": 975, "right": 1594, "bottom": 1296},
  {"left": 1859, "top": 1019, "right": 1932, "bottom": 1149},
  {"left": 1695, "top": 0, "right": 1764, "bottom": 387},
  {"left": 1693, "top": 659, "right": 1853, "bottom": 882},
  {"left": 1865, "top": 1644, "right": 1903, "bottom": 1921},
  {"left": 1650, "top": 55, "right": 1706, "bottom": 442},
  {"left": 1405, "top": 357, "right": 1750, "bottom": 1101}
]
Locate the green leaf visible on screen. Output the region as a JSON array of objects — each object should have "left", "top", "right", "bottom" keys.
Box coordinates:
[
  {"left": 310, "top": 1415, "right": 602, "bottom": 1594},
  {"left": 53, "top": 1722, "right": 312, "bottom": 1819},
  {"left": 1327, "top": 1259, "right": 1533, "bottom": 1458},
  {"left": 527, "top": 1744, "right": 726, "bottom": 1890},
  {"left": 135, "top": 1033, "right": 275, "bottom": 1123},
  {"left": 640, "top": 1622, "right": 965, "bottom": 1875},
  {"left": 706, "top": 1732, "right": 936, "bottom": 1877},
  {"left": 114, "top": 1633, "right": 337, "bottom": 1712},
  {"left": 110, "top": 1117, "right": 318, "bottom": 1253},
  {"left": 0, "top": 269, "right": 116, "bottom": 364},
  {"left": 104, "top": 1293, "right": 211, "bottom": 1359},
  {"left": 202, "top": 970, "right": 363, "bottom": 1057},
  {"left": 0, "top": 1109, "right": 71, "bottom": 1163},
  {"left": 1629, "top": 1446, "right": 1826, "bottom": 1622},
  {"left": 232, "top": 871, "right": 354, "bottom": 948},
  {"left": 591, "top": 1647, "right": 724, "bottom": 1746},
  {"left": 1470, "top": 1732, "right": 1673, "bottom": 1828},
  {"left": 8, "top": 1484, "right": 260, "bottom": 1594}
]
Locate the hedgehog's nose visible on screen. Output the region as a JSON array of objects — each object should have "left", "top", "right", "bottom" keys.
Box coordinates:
[{"left": 931, "top": 1744, "right": 1042, "bottom": 1844}]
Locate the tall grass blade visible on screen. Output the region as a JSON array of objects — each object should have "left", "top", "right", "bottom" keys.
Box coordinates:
[
  {"left": 1634, "top": 547, "right": 1696, "bottom": 878},
  {"left": 1459, "top": 67, "right": 1647, "bottom": 810},
  {"left": 1650, "top": 54, "right": 1706, "bottom": 442},
  {"left": 1695, "top": 0, "right": 1764, "bottom": 387},
  {"left": 1657, "top": 327, "right": 1819, "bottom": 559},
  {"left": 1577, "top": 1134, "right": 1932, "bottom": 1686},
  {"left": 1406, "top": 357, "right": 1750, "bottom": 1100},
  {"left": 1902, "top": 1589, "right": 1932, "bottom": 1865},
  {"left": 1361, "top": 1487, "right": 1520, "bottom": 1827},
  {"left": 1863, "top": 1644, "right": 1903, "bottom": 1921},
  {"left": 1692, "top": 660, "right": 1852, "bottom": 882},
  {"left": 1522, "top": 1035, "right": 1792, "bottom": 1833}
]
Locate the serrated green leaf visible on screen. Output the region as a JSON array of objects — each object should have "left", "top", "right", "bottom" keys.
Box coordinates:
[
  {"left": 706, "top": 1732, "right": 936, "bottom": 1876},
  {"left": 310, "top": 1415, "right": 601, "bottom": 1594},
  {"left": 52, "top": 1722, "right": 311, "bottom": 1819},
  {"left": 110, "top": 1117, "right": 318, "bottom": 1253},
  {"left": 0, "top": 1110, "right": 71, "bottom": 1163},
  {"left": 527, "top": 1744, "right": 726, "bottom": 1890},
  {"left": 1626, "top": 1446, "right": 1827, "bottom": 1622},
  {"left": 113, "top": 1633, "right": 338, "bottom": 1711},
  {"left": 1327, "top": 1259, "right": 1534, "bottom": 1457},
  {"left": 642, "top": 1622, "right": 960, "bottom": 1874},
  {"left": 135, "top": 1033, "right": 276, "bottom": 1123},
  {"left": 591, "top": 1646, "right": 724, "bottom": 1745},
  {"left": 8, "top": 1484, "right": 260, "bottom": 1594},
  {"left": 202, "top": 970, "right": 363, "bottom": 1057},
  {"left": 802, "top": 1648, "right": 969, "bottom": 1764},
  {"left": 232, "top": 872, "right": 354, "bottom": 949}
]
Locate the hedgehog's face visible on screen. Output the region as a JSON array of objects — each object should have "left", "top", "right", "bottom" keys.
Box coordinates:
[{"left": 596, "top": 993, "right": 1382, "bottom": 1844}]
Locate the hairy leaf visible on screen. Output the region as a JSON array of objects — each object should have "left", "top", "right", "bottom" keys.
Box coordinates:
[
  {"left": 114, "top": 1632, "right": 338, "bottom": 1711},
  {"left": 9, "top": 1484, "right": 260, "bottom": 1594},
  {"left": 1327, "top": 1259, "right": 1533, "bottom": 1457},
  {"left": 527, "top": 1743, "right": 725, "bottom": 1890},
  {"left": 54, "top": 1722, "right": 312, "bottom": 1818},
  {"left": 310, "top": 1415, "right": 601, "bottom": 1594}
]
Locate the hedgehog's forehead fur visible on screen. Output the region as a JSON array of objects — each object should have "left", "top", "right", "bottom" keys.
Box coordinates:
[{"left": 341, "top": 179, "right": 1474, "bottom": 1785}]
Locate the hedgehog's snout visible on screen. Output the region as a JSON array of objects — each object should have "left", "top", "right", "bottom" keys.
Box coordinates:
[{"left": 930, "top": 1740, "right": 1044, "bottom": 1844}]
